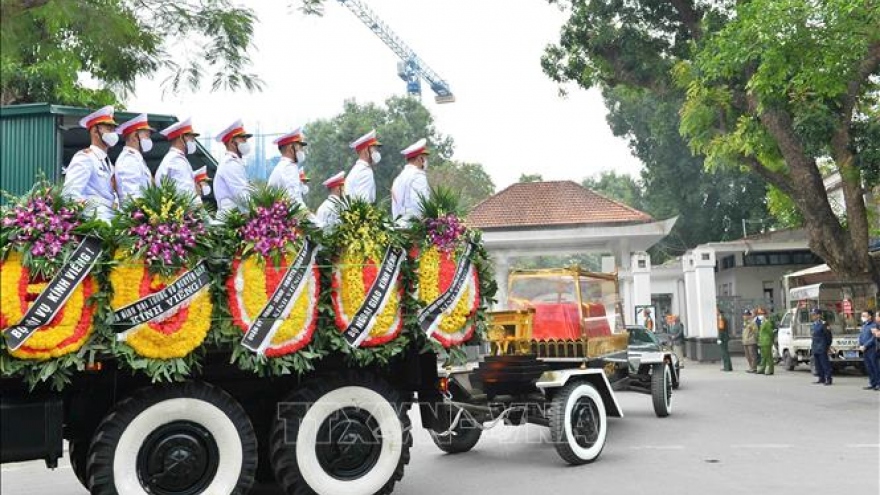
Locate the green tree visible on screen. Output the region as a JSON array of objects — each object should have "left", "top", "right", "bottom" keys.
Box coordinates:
[
  {"left": 518, "top": 173, "right": 544, "bottom": 183},
  {"left": 582, "top": 170, "right": 645, "bottom": 211},
  {"left": 300, "top": 96, "right": 492, "bottom": 210},
  {"left": 544, "top": 0, "right": 880, "bottom": 283},
  {"left": 0, "top": 0, "right": 261, "bottom": 106}
]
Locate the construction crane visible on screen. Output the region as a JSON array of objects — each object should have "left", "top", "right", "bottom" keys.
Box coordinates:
[{"left": 337, "top": 0, "right": 455, "bottom": 104}]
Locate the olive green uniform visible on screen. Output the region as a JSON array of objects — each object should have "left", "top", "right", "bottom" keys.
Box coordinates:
[
  {"left": 756, "top": 319, "right": 775, "bottom": 375},
  {"left": 718, "top": 316, "right": 732, "bottom": 371}
]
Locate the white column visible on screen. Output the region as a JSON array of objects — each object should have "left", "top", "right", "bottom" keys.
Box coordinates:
[
  {"left": 601, "top": 255, "right": 616, "bottom": 274},
  {"left": 630, "top": 251, "right": 651, "bottom": 307},
  {"left": 683, "top": 252, "right": 697, "bottom": 333},
  {"left": 692, "top": 248, "right": 718, "bottom": 339},
  {"left": 493, "top": 254, "right": 510, "bottom": 310}
]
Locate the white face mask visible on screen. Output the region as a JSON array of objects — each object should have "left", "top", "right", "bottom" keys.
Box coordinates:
[
  {"left": 237, "top": 141, "right": 252, "bottom": 156},
  {"left": 301, "top": 184, "right": 310, "bottom": 195},
  {"left": 295, "top": 150, "right": 306, "bottom": 164},
  {"left": 185, "top": 140, "right": 197, "bottom": 155},
  {"left": 101, "top": 131, "right": 119, "bottom": 147},
  {"left": 370, "top": 150, "right": 382, "bottom": 164},
  {"left": 139, "top": 137, "right": 153, "bottom": 153},
  {"left": 862, "top": 316, "right": 870, "bottom": 323}
]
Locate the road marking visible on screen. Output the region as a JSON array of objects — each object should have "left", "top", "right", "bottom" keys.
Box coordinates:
[{"left": 730, "top": 444, "right": 792, "bottom": 449}]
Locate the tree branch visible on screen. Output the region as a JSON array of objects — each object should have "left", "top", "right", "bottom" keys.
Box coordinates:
[
  {"left": 668, "top": 0, "right": 703, "bottom": 40},
  {"left": 840, "top": 40, "right": 880, "bottom": 125}
]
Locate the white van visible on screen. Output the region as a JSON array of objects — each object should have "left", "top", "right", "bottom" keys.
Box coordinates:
[{"left": 778, "top": 282, "right": 874, "bottom": 372}]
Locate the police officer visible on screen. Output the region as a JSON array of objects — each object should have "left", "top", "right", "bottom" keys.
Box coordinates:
[
  {"left": 717, "top": 309, "right": 732, "bottom": 371},
  {"left": 315, "top": 171, "right": 346, "bottom": 230},
  {"left": 810, "top": 308, "right": 833, "bottom": 385},
  {"left": 391, "top": 138, "right": 430, "bottom": 225},
  {"left": 214, "top": 119, "right": 253, "bottom": 215},
  {"left": 155, "top": 118, "right": 203, "bottom": 202},
  {"left": 742, "top": 309, "right": 759, "bottom": 373},
  {"left": 755, "top": 307, "right": 775, "bottom": 375},
  {"left": 268, "top": 127, "right": 309, "bottom": 210},
  {"left": 114, "top": 113, "right": 155, "bottom": 203},
  {"left": 62, "top": 105, "right": 119, "bottom": 222},
  {"left": 345, "top": 129, "right": 381, "bottom": 203}
]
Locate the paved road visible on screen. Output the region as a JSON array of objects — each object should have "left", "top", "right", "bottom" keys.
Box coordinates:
[{"left": 2, "top": 357, "right": 878, "bottom": 495}]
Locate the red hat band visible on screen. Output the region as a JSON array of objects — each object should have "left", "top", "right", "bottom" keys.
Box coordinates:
[{"left": 355, "top": 137, "right": 379, "bottom": 152}]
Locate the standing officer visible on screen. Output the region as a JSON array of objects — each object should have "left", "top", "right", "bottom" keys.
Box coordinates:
[
  {"left": 114, "top": 113, "right": 155, "bottom": 203},
  {"left": 315, "top": 171, "right": 346, "bottom": 230},
  {"left": 755, "top": 307, "right": 775, "bottom": 375},
  {"left": 268, "top": 127, "right": 308, "bottom": 210},
  {"left": 391, "top": 138, "right": 430, "bottom": 224},
  {"left": 156, "top": 118, "right": 203, "bottom": 202},
  {"left": 811, "top": 308, "right": 833, "bottom": 385},
  {"left": 63, "top": 105, "right": 118, "bottom": 222},
  {"left": 345, "top": 129, "right": 381, "bottom": 203},
  {"left": 717, "top": 309, "right": 732, "bottom": 372},
  {"left": 214, "top": 119, "right": 253, "bottom": 215},
  {"left": 858, "top": 309, "right": 880, "bottom": 390},
  {"left": 742, "top": 309, "right": 759, "bottom": 373}
]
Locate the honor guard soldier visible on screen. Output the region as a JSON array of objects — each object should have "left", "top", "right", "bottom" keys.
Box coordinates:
[
  {"left": 62, "top": 105, "right": 119, "bottom": 222},
  {"left": 345, "top": 129, "right": 381, "bottom": 203},
  {"left": 214, "top": 119, "right": 254, "bottom": 214},
  {"left": 156, "top": 118, "right": 203, "bottom": 202},
  {"left": 114, "top": 113, "right": 155, "bottom": 203},
  {"left": 315, "top": 171, "right": 346, "bottom": 230},
  {"left": 268, "top": 128, "right": 309, "bottom": 209},
  {"left": 391, "top": 138, "right": 430, "bottom": 224}
]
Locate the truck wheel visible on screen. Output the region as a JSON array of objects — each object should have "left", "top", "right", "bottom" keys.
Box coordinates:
[
  {"left": 548, "top": 381, "right": 607, "bottom": 465},
  {"left": 784, "top": 351, "right": 796, "bottom": 371},
  {"left": 651, "top": 363, "right": 672, "bottom": 418},
  {"left": 270, "top": 373, "right": 411, "bottom": 495},
  {"left": 428, "top": 405, "right": 482, "bottom": 454},
  {"left": 87, "top": 381, "right": 257, "bottom": 495},
  {"left": 671, "top": 362, "right": 680, "bottom": 390},
  {"left": 69, "top": 439, "right": 89, "bottom": 489}
]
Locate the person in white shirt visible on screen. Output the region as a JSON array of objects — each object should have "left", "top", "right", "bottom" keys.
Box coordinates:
[
  {"left": 155, "top": 118, "right": 203, "bottom": 203},
  {"left": 62, "top": 105, "right": 119, "bottom": 222},
  {"left": 114, "top": 113, "right": 155, "bottom": 204},
  {"left": 344, "top": 129, "right": 382, "bottom": 203},
  {"left": 213, "top": 119, "right": 254, "bottom": 215},
  {"left": 315, "top": 171, "right": 346, "bottom": 230},
  {"left": 391, "top": 138, "right": 430, "bottom": 224},
  {"left": 268, "top": 127, "right": 309, "bottom": 210}
]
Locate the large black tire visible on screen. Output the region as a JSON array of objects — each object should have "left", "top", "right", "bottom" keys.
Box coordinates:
[
  {"left": 428, "top": 405, "right": 482, "bottom": 454},
  {"left": 68, "top": 439, "right": 89, "bottom": 490},
  {"left": 270, "top": 373, "right": 411, "bottom": 495},
  {"left": 671, "top": 362, "right": 681, "bottom": 390},
  {"left": 548, "top": 380, "right": 607, "bottom": 465},
  {"left": 87, "top": 381, "right": 257, "bottom": 495},
  {"left": 651, "top": 363, "right": 672, "bottom": 418},
  {"left": 784, "top": 351, "right": 796, "bottom": 371}
]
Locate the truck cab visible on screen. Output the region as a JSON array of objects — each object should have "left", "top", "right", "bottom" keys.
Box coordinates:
[{"left": 778, "top": 282, "right": 875, "bottom": 371}]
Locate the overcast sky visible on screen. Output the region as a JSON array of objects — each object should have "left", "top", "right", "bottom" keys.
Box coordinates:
[{"left": 128, "top": 0, "right": 643, "bottom": 190}]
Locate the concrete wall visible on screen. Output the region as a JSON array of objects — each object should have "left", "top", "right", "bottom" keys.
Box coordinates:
[{"left": 715, "top": 264, "right": 805, "bottom": 312}]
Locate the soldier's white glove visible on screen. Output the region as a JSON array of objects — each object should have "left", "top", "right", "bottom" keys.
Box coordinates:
[{"left": 717, "top": 339, "right": 722, "bottom": 345}]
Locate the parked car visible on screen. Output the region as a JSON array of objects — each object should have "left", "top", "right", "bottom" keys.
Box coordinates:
[{"left": 628, "top": 325, "right": 681, "bottom": 389}]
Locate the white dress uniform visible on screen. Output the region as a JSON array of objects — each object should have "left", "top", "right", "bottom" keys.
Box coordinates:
[
  {"left": 155, "top": 148, "right": 198, "bottom": 200},
  {"left": 115, "top": 146, "right": 152, "bottom": 203},
  {"left": 391, "top": 164, "right": 429, "bottom": 221},
  {"left": 267, "top": 157, "right": 307, "bottom": 207},
  {"left": 314, "top": 171, "right": 346, "bottom": 229},
  {"left": 214, "top": 151, "right": 250, "bottom": 214},
  {"left": 344, "top": 159, "right": 375, "bottom": 203},
  {"left": 63, "top": 145, "right": 117, "bottom": 222},
  {"left": 315, "top": 196, "right": 342, "bottom": 229}
]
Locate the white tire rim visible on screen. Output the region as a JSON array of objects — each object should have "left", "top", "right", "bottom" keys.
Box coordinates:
[
  {"left": 294, "top": 386, "right": 403, "bottom": 495},
  {"left": 564, "top": 384, "right": 607, "bottom": 461},
  {"left": 112, "top": 397, "right": 244, "bottom": 494}
]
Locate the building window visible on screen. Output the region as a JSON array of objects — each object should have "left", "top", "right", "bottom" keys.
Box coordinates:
[
  {"left": 721, "top": 255, "right": 736, "bottom": 270},
  {"left": 743, "top": 251, "right": 822, "bottom": 267}
]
